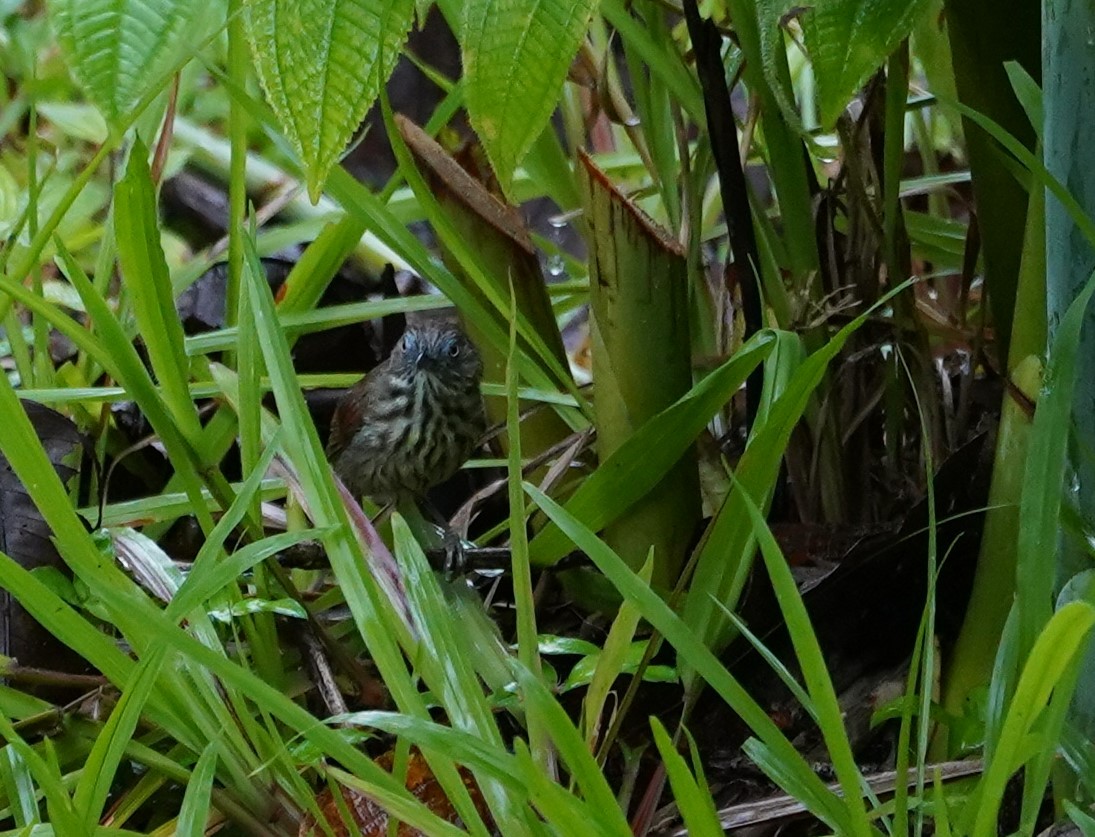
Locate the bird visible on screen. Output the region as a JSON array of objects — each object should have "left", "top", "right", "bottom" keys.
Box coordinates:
[{"left": 326, "top": 320, "right": 486, "bottom": 510}]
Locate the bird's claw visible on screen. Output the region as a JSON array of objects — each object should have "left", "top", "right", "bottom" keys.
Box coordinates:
[{"left": 439, "top": 528, "right": 467, "bottom": 579}]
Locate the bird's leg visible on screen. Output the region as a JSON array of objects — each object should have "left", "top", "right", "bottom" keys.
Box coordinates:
[{"left": 394, "top": 497, "right": 467, "bottom": 577}]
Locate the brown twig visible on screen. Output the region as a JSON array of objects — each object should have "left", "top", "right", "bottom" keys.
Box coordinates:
[{"left": 150, "top": 73, "right": 180, "bottom": 187}]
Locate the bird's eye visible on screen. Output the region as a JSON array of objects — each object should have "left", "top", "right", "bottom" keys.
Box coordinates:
[
  {"left": 401, "top": 333, "right": 413, "bottom": 352},
  {"left": 447, "top": 342, "right": 461, "bottom": 357}
]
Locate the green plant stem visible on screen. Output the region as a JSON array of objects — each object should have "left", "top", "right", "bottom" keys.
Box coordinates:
[
  {"left": 943, "top": 0, "right": 1039, "bottom": 359},
  {"left": 939, "top": 181, "right": 1047, "bottom": 750},
  {"left": 505, "top": 283, "right": 551, "bottom": 776},
  {"left": 26, "top": 74, "right": 50, "bottom": 389},
  {"left": 225, "top": 0, "right": 249, "bottom": 365}
]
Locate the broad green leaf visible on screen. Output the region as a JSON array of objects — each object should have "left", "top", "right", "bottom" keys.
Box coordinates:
[
  {"left": 461, "top": 0, "right": 598, "bottom": 194},
  {"left": 801, "top": 0, "right": 934, "bottom": 127},
  {"left": 36, "top": 102, "right": 108, "bottom": 144},
  {"left": 48, "top": 0, "right": 219, "bottom": 127},
  {"left": 244, "top": 0, "right": 416, "bottom": 201}
]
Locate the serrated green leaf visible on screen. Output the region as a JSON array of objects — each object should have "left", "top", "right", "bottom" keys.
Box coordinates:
[
  {"left": 802, "top": 0, "right": 933, "bottom": 127},
  {"left": 48, "top": 0, "right": 219, "bottom": 127},
  {"left": 244, "top": 0, "right": 416, "bottom": 201},
  {"left": 462, "top": 0, "right": 598, "bottom": 194},
  {"left": 755, "top": 0, "right": 805, "bottom": 129}
]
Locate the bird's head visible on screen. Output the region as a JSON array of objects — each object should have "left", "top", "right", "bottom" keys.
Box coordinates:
[{"left": 391, "top": 324, "right": 482, "bottom": 386}]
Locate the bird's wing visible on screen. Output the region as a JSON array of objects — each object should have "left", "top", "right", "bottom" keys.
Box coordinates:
[{"left": 326, "top": 380, "right": 368, "bottom": 461}]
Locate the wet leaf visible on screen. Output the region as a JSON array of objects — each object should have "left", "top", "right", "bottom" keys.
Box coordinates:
[
  {"left": 48, "top": 0, "right": 218, "bottom": 127},
  {"left": 462, "top": 0, "right": 597, "bottom": 194},
  {"left": 802, "top": 0, "right": 934, "bottom": 126},
  {"left": 245, "top": 0, "right": 416, "bottom": 201}
]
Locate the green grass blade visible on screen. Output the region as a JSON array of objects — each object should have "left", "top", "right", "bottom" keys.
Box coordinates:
[
  {"left": 1015, "top": 269, "right": 1095, "bottom": 654},
  {"left": 528, "top": 330, "right": 776, "bottom": 565},
  {"left": 176, "top": 742, "right": 218, "bottom": 836},
  {"left": 599, "top": 0, "right": 704, "bottom": 123},
  {"left": 114, "top": 139, "right": 201, "bottom": 437},
  {"left": 525, "top": 483, "right": 855, "bottom": 832},
  {"left": 511, "top": 663, "right": 632, "bottom": 835},
  {"left": 390, "top": 516, "right": 518, "bottom": 834},
  {"left": 53, "top": 241, "right": 218, "bottom": 533},
  {"left": 0, "top": 748, "right": 40, "bottom": 827},
  {"left": 0, "top": 718, "right": 79, "bottom": 834},
  {"left": 684, "top": 279, "right": 916, "bottom": 664},
  {"left": 971, "top": 601, "right": 1095, "bottom": 836},
  {"left": 650, "top": 717, "right": 722, "bottom": 836},
  {"left": 734, "top": 477, "right": 873, "bottom": 837},
  {"left": 72, "top": 646, "right": 169, "bottom": 829}
]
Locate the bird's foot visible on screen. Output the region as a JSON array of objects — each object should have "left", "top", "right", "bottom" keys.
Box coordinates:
[{"left": 439, "top": 528, "right": 468, "bottom": 579}]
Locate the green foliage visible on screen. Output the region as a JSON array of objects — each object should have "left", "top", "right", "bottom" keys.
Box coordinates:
[
  {"left": 48, "top": 0, "right": 220, "bottom": 128},
  {"left": 461, "top": 0, "right": 599, "bottom": 195},
  {"left": 244, "top": 0, "right": 417, "bottom": 201},
  {"left": 4, "top": 0, "right": 1093, "bottom": 832},
  {"left": 804, "top": 0, "right": 935, "bottom": 127},
  {"left": 114, "top": 140, "right": 196, "bottom": 433}
]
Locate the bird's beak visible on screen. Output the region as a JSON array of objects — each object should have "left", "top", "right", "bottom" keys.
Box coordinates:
[{"left": 413, "top": 350, "right": 426, "bottom": 369}]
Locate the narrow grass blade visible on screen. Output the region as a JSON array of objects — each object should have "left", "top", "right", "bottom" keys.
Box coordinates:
[
  {"left": 528, "top": 330, "right": 776, "bottom": 565},
  {"left": 684, "top": 279, "right": 916, "bottom": 665},
  {"left": 0, "top": 717, "right": 79, "bottom": 833},
  {"left": 176, "top": 742, "right": 218, "bottom": 836},
  {"left": 72, "top": 646, "right": 170, "bottom": 829},
  {"left": 0, "top": 747, "right": 40, "bottom": 827},
  {"left": 734, "top": 477, "right": 873, "bottom": 837},
  {"left": 525, "top": 483, "right": 855, "bottom": 832},
  {"left": 114, "top": 139, "right": 200, "bottom": 437},
  {"left": 1016, "top": 269, "right": 1095, "bottom": 655},
  {"left": 650, "top": 717, "right": 722, "bottom": 836},
  {"left": 971, "top": 601, "right": 1095, "bottom": 836}
]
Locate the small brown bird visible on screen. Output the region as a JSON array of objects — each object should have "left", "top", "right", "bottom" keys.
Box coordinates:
[{"left": 326, "top": 321, "right": 486, "bottom": 506}]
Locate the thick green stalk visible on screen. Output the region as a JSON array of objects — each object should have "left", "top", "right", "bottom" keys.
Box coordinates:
[
  {"left": 579, "top": 152, "right": 700, "bottom": 589},
  {"left": 944, "top": 0, "right": 1039, "bottom": 360},
  {"left": 1044, "top": 0, "right": 1095, "bottom": 741},
  {"left": 939, "top": 185, "right": 1046, "bottom": 752}
]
